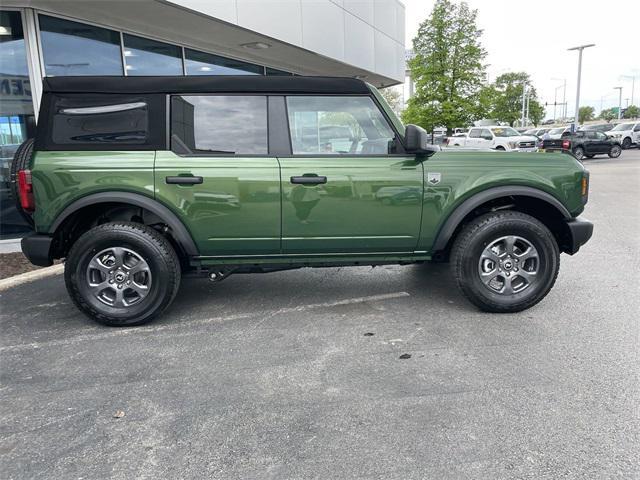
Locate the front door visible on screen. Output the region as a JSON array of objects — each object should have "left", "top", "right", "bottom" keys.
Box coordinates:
[
  {"left": 155, "top": 95, "right": 281, "bottom": 257},
  {"left": 278, "top": 95, "right": 423, "bottom": 254}
]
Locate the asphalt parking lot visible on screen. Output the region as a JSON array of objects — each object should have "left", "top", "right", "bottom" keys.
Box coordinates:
[{"left": 1, "top": 150, "right": 639, "bottom": 479}]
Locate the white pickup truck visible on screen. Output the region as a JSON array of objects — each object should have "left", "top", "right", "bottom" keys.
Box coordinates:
[
  {"left": 606, "top": 121, "right": 640, "bottom": 149},
  {"left": 448, "top": 126, "right": 538, "bottom": 151}
]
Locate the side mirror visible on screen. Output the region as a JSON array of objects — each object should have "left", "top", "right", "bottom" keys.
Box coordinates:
[{"left": 404, "top": 124, "right": 439, "bottom": 156}]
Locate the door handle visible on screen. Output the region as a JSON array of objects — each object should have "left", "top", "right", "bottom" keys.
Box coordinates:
[
  {"left": 166, "top": 175, "right": 203, "bottom": 185},
  {"left": 290, "top": 175, "right": 327, "bottom": 185}
]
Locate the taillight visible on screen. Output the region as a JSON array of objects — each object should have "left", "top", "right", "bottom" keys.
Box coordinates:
[
  {"left": 17, "top": 169, "right": 35, "bottom": 212},
  {"left": 562, "top": 139, "right": 571, "bottom": 150}
]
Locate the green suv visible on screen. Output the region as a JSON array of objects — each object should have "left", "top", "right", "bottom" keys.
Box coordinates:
[{"left": 14, "top": 76, "right": 593, "bottom": 326}]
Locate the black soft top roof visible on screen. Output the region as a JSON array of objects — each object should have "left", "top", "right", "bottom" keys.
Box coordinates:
[{"left": 42, "top": 75, "right": 371, "bottom": 95}]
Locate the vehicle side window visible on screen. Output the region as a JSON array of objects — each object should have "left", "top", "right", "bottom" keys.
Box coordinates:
[
  {"left": 468, "top": 128, "right": 480, "bottom": 138},
  {"left": 171, "top": 95, "right": 267, "bottom": 155},
  {"left": 634, "top": 124, "right": 640, "bottom": 132},
  {"left": 480, "top": 129, "right": 493, "bottom": 139},
  {"left": 585, "top": 131, "right": 597, "bottom": 139},
  {"left": 51, "top": 96, "right": 148, "bottom": 145},
  {"left": 596, "top": 132, "right": 607, "bottom": 140},
  {"left": 285, "top": 96, "right": 396, "bottom": 155}
]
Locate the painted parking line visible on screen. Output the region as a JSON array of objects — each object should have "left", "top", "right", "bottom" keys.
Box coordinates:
[{"left": 0, "top": 291, "right": 410, "bottom": 353}]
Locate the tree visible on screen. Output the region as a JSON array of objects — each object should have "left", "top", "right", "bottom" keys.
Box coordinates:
[
  {"left": 599, "top": 108, "right": 616, "bottom": 122},
  {"left": 379, "top": 87, "right": 403, "bottom": 116},
  {"left": 624, "top": 105, "right": 639, "bottom": 119},
  {"left": 578, "top": 106, "right": 595, "bottom": 124},
  {"left": 402, "top": 0, "right": 486, "bottom": 134},
  {"left": 488, "top": 72, "right": 544, "bottom": 127}
]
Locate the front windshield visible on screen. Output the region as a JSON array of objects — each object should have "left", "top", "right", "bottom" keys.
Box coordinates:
[
  {"left": 549, "top": 127, "right": 565, "bottom": 135},
  {"left": 491, "top": 127, "right": 520, "bottom": 137},
  {"left": 611, "top": 123, "right": 633, "bottom": 131}
]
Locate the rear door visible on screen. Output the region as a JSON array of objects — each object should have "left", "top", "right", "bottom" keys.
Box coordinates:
[
  {"left": 155, "top": 95, "right": 281, "bottom": 257},
  {"left": 278, "top": 95, "right": 423, "bottom": 254}
]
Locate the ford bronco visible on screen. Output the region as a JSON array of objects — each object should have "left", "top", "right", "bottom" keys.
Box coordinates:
[{"left": 14, "top": 76, "right": 593, "bottom": 326}]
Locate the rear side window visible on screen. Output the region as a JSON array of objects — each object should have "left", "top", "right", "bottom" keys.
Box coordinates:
[
  {"left": 171, "top": 95, "right": 268, "bottom": 155},
  {"left": 51, "top": 96, "right": 148, "bottom": 145}
]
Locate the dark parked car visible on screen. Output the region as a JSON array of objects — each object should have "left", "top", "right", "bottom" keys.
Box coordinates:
[{"left": 542, "top": 130, "right": 622, "bottom": 160}]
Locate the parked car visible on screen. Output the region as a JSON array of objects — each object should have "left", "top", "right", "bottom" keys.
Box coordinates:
[
  {"left": 541, "top": 130, "right": 622, "bottom": 160},
  {"left": 579, "top": 123, "right": 614, "bottom": 133},
  {"left": 524, "top": 128, "right": 552, "bottom": 139},
  {"left": 547, "top": 126, "right": 571, "bottom": 139},
  {"left": 606, "top": 122, "right": 640, "bottom": 149},
  {"left": 450, "top": 126, "right": 538, "bottom": 151},
  {"left": 16, "top": 75, "right": 593, "bottom": 326}
]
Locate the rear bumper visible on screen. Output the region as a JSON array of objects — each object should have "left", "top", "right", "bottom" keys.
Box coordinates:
[
  {"left": 564, "top": 217, "right": 593, "bottom": 255},
  {"left": 21, "top": 233, "right": 54, "bottom": 267}
]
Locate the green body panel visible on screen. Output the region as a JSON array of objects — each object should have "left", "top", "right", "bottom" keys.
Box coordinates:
[
  {"left": 154, "top": 151, "right": 281, "bottom": 256},
  {"left": 417, "top": 150, "right": 586, "bottom": 252},
  {"left": 279, "top": 156, "right": 423, "bottom": 253},
  {"left": 31, "top": 151, "right": 156, "bottom": 233},
  {"left": 30, "top": 148, "right": 586, "bottom": 263}
]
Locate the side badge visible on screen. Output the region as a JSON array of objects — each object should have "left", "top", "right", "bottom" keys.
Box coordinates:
[{"left": 427, "top": 172, "right": 441, "bottom": 185}]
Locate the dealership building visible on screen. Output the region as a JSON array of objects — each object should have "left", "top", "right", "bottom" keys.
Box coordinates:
[{"left": 0, "top": 0, "right": 406, "bottom": 237}]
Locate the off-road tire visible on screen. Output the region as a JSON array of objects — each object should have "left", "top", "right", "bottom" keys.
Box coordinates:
[
  {"left": 65, "top": 222, "right": 181, "bottom": 326},
  {"left": 9, "top": 138, "right": 35, "bottom": 226},
  {"left": 451, "top": 211, "right": 560, "bottom": 313},
  {"left": 573, "top": 147, "right": 585, "bottom": 160},
  {"left": 621, "top": 137, "right": 631, "bottom": 149}
]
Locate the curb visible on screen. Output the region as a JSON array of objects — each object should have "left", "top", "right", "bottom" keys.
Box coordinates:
[{"left": 0, "top": 264, "right": 64, "bottom": 292}]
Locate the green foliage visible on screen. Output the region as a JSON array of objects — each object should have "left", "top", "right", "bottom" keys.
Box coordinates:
[
  {"left": 578, "top": 106, "right": 595, "bottom": 124},
  {"left": 402, "top": 0, "right": 486, "bottom": 133},
  {"left": 599, "top": 108, "right": 616, "bottom": 121},
  {"left": 486, "top": 72, "right": 544, "bottom": 127},
  {"left": 624, "top": 105, "right": 640, "bottom": 119},
  {"left": 379, "top": 87, "right": 403, "bottom": 116}
]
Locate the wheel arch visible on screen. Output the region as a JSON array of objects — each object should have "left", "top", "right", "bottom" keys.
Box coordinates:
[
  {"left": 431, "top": 186, "right": 572, "bottom": 257},
  {"left": 49, "top": 192, "right": 199, "bottom": 258}
]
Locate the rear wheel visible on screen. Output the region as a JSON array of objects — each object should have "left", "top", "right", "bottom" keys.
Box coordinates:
[
  {"left": 451, "top": 211, "right": 560, "bottom": 313},
  {"left": 608, "top": 144, "right": 622, "bottom": 158},
  {"left": 65, "top": 222, "right": 181, "bottom": 326},
  {"left": 573, "top": 146, "right": 585, "bottom": 160}
]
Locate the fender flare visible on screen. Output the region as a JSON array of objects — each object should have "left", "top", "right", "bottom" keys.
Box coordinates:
[
  {"left": 49, "top": 192, "right": 199, "bottom": 256},
  {"left": 431, "top": 186, "right": 571, "bottom": 252}
]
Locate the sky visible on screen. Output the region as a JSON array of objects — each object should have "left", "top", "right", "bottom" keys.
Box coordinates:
[{"left": 401, "top": 0, "right": 640, "bottom": 118}]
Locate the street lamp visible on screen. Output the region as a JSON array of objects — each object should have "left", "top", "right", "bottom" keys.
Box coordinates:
[
  {"left": 551, "top": 77, "right": 566, "bottom": 121},
  {"left": 568, "top": 44, "right": 595, "bottom": 131},
  {"left": 619, "top": 75, "right": 636, "bottom": 106},
  {"left": 613, "top": 86, "right": 623, "bottom": 119}
]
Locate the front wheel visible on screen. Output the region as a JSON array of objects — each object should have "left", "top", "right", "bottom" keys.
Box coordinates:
[
  {"left": 573, "top": 147, "right": 585, "bottom": 160},
  {"left": 621, "top": 137, "right": 631, "bottom": 149},
  {"left": 608, "top": 144, "right": 622, "bottom": 158},
  {"left": 451, "top": 211, "right": 560, "bottom": 313},
  {"left": 65, "top": 222, "right": 181, "bottom": 326}
]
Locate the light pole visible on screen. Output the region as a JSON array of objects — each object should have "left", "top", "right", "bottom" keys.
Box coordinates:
[
  {"left": 568, "top": 44, "right": 595, "bottom": 131},
  {"left": 552, "top": 77, "right": 566, "bottom": 121},
  {"left": 620, "top": 75, "right": 635, "bottom": 106},
  {"left": 521, "top": 83, "right": 528, "bottom": 127},
  {"left": 614, "top": 86, "right": 622, "bottom": 119}
]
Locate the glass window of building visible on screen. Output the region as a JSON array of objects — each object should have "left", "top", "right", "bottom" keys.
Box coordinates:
[
  {"left": 1, "top": 10, "right": 36, "bottom": 236},
  {"left": 184, "top": 48, "right": 263, "bottom": 76},
  {"left": 39, "top": 15, "right": 123, "bottom": 76},
  {"left": 123, "top": 34, "right": 183, "bottom": 76},
  {"left": 286, "top": 96, "right": 395, "bottom": 155},
  {"left": 171, "top": 96, "right": 267, "bottom": 154}
]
